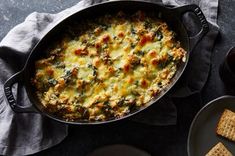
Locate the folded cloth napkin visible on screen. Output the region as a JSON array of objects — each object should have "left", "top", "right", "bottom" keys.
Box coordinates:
[
  {"left": 162, "top": 0, "right": 219, "bottom": 98},
  {"left": 0, "top": 0, "right": 219, "bottom": 155}
]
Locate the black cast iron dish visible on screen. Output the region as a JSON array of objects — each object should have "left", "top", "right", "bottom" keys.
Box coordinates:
[
  {"left": 4, "top": 1, "right": 209, "bottom": 125},
  {"left": 187, "top": 96, "right": 235, "bottom": 156}
]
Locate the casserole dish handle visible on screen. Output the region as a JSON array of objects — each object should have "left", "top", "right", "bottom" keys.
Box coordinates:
[
  {"left": 4, "top": 71, "right": 38, "bottom": 113},
  {"left": 174, "top": 4, "right": 209, "bottom": 51}
]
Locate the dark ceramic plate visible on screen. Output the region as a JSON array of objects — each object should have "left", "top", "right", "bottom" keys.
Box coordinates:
[{"left": 188, "top": 95, "right": 235, "bottom": 156}]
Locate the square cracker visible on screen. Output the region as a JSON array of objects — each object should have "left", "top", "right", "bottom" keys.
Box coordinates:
[
  {"left": 206, "top": 142, "right": 233, "bottom": 156},
  {"left": 216, "top": 109, "right": 235, "bottom": 141}
]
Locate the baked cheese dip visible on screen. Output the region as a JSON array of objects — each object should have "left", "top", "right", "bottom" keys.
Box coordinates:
[{"left": 32, "top": 11, "right": 186, "bottom": 122}]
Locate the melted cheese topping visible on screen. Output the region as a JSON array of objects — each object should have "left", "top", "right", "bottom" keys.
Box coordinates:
[{"left": 32, "top": 11, "right": 186, "bottom": 122}]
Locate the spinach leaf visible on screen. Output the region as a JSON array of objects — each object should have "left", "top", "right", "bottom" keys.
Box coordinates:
[
  {"left": 155, "top": 30, "right": 163, "bottom": 41},
  {"left": 48, "top": 78, "right": 57, "bottom": 86}
]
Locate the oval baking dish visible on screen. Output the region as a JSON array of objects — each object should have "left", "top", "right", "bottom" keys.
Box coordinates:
[{"left": 4, "top": 0, "right": 209, "bottom": 125}]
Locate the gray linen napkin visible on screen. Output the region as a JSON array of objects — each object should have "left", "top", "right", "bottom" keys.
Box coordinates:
[
  {"left": 162, "top": 0, "right": 219, "bottom": 98},
  {"left": 0, "top": 0, "right": 219, "bottom": 155}
]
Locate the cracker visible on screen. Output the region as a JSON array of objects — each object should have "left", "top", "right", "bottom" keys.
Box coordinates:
[
  {"left": 206, "top": 142, "right": 233, "bottom": 156},
  {"left": 216, "top": 109, "right": 235, "bottom": 141}
]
